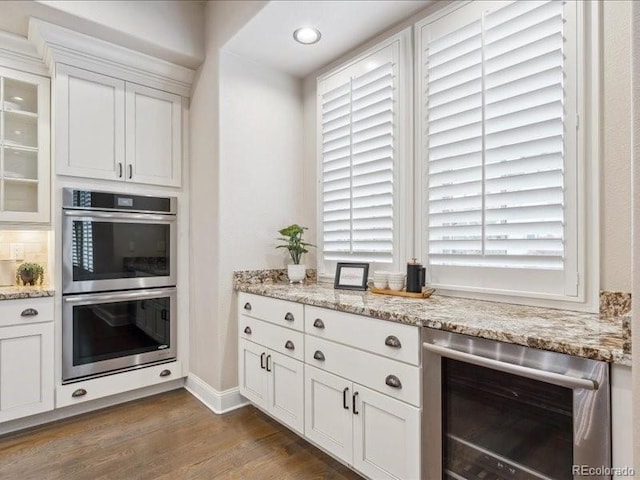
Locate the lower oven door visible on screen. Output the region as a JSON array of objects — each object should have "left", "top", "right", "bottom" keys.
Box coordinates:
[
  {"left": 63, "top": 287, "right": 177, "bottom": 382},
  {"left": 423, "top": 330, "right": 610, "bottom": 480}
]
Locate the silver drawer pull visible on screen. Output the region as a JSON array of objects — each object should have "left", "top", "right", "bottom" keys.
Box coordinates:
[
  {"left": 284, "top": 312, "right": 295, "bottom": 321},
  {"left": 72, "top": 388, "right": 87, "bottom": 398},
  {"left": 243, "top": 302, "right": 252, "bottom": 311},
  {"left": 21, "top": 308, "right": 39, "bottom": 317},
  {"left": 385, "top": 375, "right": 402, "bottom": 389},
  {"left": 313, "top": 318, "right": 325, "bottom": 329},
  {"left": 313, "top": 350, "right": 325, "bottom": 361},
  {"left": 244, "top": 326, "right": 252, "bottom": 335},
  {"left": 159, "top": 369, "right": 172, "bottom": 377},
  {"left": 285, "top": 340, "right": 295, "bottom": 350},
  {"left": 385, "top": 335, "right": 401, "bottom": 348}
]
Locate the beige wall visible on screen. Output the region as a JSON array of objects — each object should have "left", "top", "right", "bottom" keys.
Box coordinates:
[
  {"left": 217, "top": 50, "right": 304, "bottom": 389},
  {"left": 602, "top": 0, "right": 632, "bottom": 292},
  {"left": 189, "top": 0, "right": 270, "bottom": 390},
  {"left": 631, "top": 0, "right": 640, "bottom": 471}
]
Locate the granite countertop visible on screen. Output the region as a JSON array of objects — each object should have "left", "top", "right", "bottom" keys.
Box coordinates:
[
  {"left": 234, "top": 271, "right": 629, "bottom": 366},
  {"left": 0, "top": 285, "right": 55, "bottom": 300}
]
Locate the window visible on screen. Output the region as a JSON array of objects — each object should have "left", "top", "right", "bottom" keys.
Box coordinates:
[
  {"left": 418, "top": 0, "right": 582, "bottom": 299},
  {"left": 317, "top": 29, "right": 411, "bottom": 278}
]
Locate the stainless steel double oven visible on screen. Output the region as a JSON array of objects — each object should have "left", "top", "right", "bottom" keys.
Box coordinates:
[{"left": 62, "top": 189, "right": 178, "bottom": 383}]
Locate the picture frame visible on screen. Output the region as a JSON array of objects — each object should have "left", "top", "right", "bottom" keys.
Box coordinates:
[{"left": 334, "top": 262, "right": 370, "bottom": 291}]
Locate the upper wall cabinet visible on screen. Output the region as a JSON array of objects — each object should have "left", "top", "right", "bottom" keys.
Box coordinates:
[
  {"left": 29, "top": 18, "right": 194, "bottom": 190},
  {"left": 55, "top": 65, "right": 182, "bottom": 187},
  {"left": 0, "top": 66, "right": 50, "bottom": 223}
]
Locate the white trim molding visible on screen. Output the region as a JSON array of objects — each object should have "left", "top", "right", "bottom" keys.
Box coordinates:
[
  {"left": 185, "top": 374, "right": 249, "bottom": 415},
  {"left": 28, "top": 18, "right": 194, "bottom": 97},
  {"left": 0, "top": 30, "right": 49, "bottom": 76}
]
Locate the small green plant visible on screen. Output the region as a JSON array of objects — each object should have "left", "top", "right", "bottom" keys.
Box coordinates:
[
  {"left": 276, "top": 224, "right": 315, "bottom": 265},
  {"left": 17, "top": 262, "right": 44, "bottom": 286}
]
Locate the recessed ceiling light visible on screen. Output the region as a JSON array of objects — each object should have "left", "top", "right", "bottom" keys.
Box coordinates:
[
  {"left": 12, "top": 96, "right": 24, "bottom": 102},
  {"left": 293, "top": 27, "right": 321, "bottom": 45},
  {"left": 14, "top": 130, "right": 22, "bottom": 135}
]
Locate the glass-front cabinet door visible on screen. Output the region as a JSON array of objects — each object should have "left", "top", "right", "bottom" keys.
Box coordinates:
[{"left": 0, "top": 66, "right": 50, "bottom": 223}]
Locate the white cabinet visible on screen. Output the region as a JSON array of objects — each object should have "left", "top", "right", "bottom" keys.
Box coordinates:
[
  {"left": 305, "top": 364, "right": 420, "bottom": 480},
  {"left": 55, "top": 64, "right": 182, "bottom": 187},
  {"left": 0, "top": 298, "right": 54, "bottom": 423},
  {"left": 239, "top": 338, "right": 304, "bottom": 434},
  {"left": 125, "top": 83, "right": 181, "bottom": 187},
  {"left": 353, "top": 384, "right": 420, "bottom": 480},
  {"left": 0, "top": 66, "right": 50, "bottom": 223},
  {"left": 238, "top": 294, "right": 421, "bottom": 480},
  {"left": 305, "top": 365, "right": 354, "bottom": 463}
]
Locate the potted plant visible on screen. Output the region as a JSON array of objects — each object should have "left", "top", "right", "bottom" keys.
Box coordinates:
[
  {"left": 276, "top": 224, "right": 315, "bottom": 283},
  {"left": 17, "top": 262, "right": 44, "bottom": 286}
]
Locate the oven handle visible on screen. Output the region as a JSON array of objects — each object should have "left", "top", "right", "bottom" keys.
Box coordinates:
[
  {"left": 422, "top": 342, "right": 599, "bottom": 391},
  {"left": 64, "top": 210, "right": 174, "bottom": 222},
  {"left": 64, "top": 288, "right": 176, "bottom": 305}
]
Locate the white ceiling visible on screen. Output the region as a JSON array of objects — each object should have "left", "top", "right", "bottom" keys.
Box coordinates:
[{"left": 224, "top": 0, "right": 432, "bottom": 78}]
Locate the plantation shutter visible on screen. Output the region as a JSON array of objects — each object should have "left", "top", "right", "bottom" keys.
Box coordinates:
[
  {"left": 320, "top": 61, "right": 396, "bottom": 264},
  {"left": 425, "top": 1, "right": 570, "bottom": 270}
]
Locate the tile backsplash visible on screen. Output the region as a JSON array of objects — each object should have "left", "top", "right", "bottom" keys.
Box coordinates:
[{"left": 0, "top": 230, "right": 50, "bottom": 286}]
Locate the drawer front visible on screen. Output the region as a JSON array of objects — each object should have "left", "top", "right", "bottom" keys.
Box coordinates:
[
  {"left": 305, "top": 336, "right": 420, "bottom": 407},
  {"left": 305, "top": 306, "right": 420, "bottom": 366},
  {"left": 0, "top": 297, "right": 54, "bottom": 328},
  {"left": 239, "top": 317, "right": 304, "bottom": 361},
  {"left": 238, "top": 293, "right": 303, "bottom": 332}
]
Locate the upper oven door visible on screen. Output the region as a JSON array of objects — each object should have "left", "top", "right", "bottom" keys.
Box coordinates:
[{"left": 63, "top": 210, "right": 177, "bottom": 294}]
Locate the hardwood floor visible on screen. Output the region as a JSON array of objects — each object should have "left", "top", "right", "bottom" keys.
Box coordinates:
[{"left": 0, "top": 389, "right": 362, "bottom": 480}]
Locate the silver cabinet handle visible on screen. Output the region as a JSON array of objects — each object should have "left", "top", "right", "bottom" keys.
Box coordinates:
[
  {"left": 159, "top": 369, "right": 171, "bottom": 377},
  {"left": 72, "top": 388, "right": 87, "bottom": 398},
  {"left": 385, "top": 374, "right": 402, "bottom": 389},
  {"left": 285, "top": 340, "right": 295, "bottom": 350},
  {"left": 243, "top": 302, "right": 252, "bottom": 311},
  {"left": 313, "top": 350, "right": 325, "bottom": 361},
  {"left": 385, "top": 335, "right": 401, "bottom": 348},
  {"left": 284, "top": 312, "right": 294, "bottom": 321},
  {"left": 313, "top": 318, "right": 325, "bottom": 329},
  {"left": 423, "top": 342, "right": 599, "bottom": 391},
  {"left": 21, "top": 308, "right": 39, "bottom": 317}
]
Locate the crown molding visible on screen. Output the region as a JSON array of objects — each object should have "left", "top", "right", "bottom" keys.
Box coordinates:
[
  {"left": 0, "top": 30, "right": 49, "bottom": 77},
  {"left": 28, "top": 18, "right": 194, "bottom": 97}
]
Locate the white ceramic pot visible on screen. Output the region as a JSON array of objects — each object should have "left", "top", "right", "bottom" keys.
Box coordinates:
[{"left": 287, "top": 264, "right": 307, "bottom": 283}]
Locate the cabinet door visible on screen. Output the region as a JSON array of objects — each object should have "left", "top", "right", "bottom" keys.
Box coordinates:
[
  {"left": 55, "top": 64, "right": 125, "bottom": 181},
  {"left": 267, "top": 350, "right": 303, "bottom": 434},
  {"left": 304, "top": 364, "right": 353, "bottom": 464},
  {"left": 238, "top": 338, "right": 268, "bottom": 409},
  {"left": 352, "top": 384, "right": 420, "bottom": 480},
  {"left": 125, "top": 83, "right": 181, "bottom": 187},
  {"left": 0, "top": 322, "right": 54, "bottom": 422}
]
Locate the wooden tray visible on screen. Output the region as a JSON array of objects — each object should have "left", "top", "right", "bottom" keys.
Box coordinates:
[{"left": 369, "top": 287, "right": 435, "bottom": 298}]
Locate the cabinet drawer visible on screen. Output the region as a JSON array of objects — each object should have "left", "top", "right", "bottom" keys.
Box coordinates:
[
  {"left": 305, "top": 306, "right": 420, "bottom": 366},
  {"left": 56, "top": 361, "right": 182, "bottom": 408},
  {"left": 305, "top": 336, "right": 420, "bottom": 407},
  {"left": 0, "top": 297, "right": 54, "bottom": 328},
  {"left": 239, "top": 317, "right": 304, "bottom": 361},
  {"left": 238, "top": 293, "right": 303, "bottom": 332}
]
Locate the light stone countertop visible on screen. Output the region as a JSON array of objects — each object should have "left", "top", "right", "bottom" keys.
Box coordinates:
[
  {"left": 0, "top": 286, "right": 55, "bottom": 300},
  {"left": 234, "top": 277, "right": 628, "bottom": 365}
]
